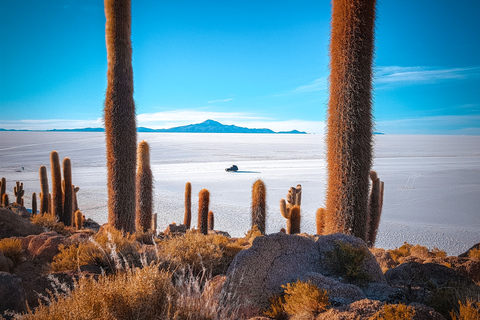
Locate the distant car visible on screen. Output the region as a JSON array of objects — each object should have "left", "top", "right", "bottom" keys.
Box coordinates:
[{"left": 225, "top": 164, "right": 238, "bottom": 172}]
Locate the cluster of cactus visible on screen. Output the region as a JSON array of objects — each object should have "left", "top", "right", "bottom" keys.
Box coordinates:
[
  {"left": 324, "top": 0, "right": 376, "bottom": 241},
  {"left": 251, "top": 179, "right": 266, "bottom": 235},
  {"left": 13, "top": 181, "right": 24, "bottom": 206},
  {"left": 279, "top": 185, "right": 302, "bottom": 234},
  {"left": 135, "top": 141, "right": 153, "bottom": 232}
]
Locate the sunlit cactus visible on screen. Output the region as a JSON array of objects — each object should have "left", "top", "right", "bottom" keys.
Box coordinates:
[
  {"left": 2, "top": 194, "right": 9, "bottom": 207},
  {"left": 198, "top": 189, "right": 210, "bottom": 235},
  {"left": 104, "top": 0, "right": 137, "bottom": 233},
  {"left": 136, "top": 141, "right": 153, "bottom": 232},
  {"left": 39, "top": 166, "right": 49, "bottom": 214},
  {"left": 32, "top": 192, "right": 37, "bottom": 215},
  {"left": 13, "top": 181, "right": 24, "bottom": 206},
  {"left": 316, "top": 207, "right": 326, "bottom": 235},
  {"left": 208, "top": 210, "right": 214, "bottom": 231},
  {"left": 74, "top": 210, "right": 84, "bottom": 230},
  {"left": 0, "top": 177, "right": 6, "bottom": 206},
  {"left": 184, "top": 182, "right": 192, "bottom": 229},
  {"left": 50, "top": 151, "right": 63, "bottom": 220},
  {"left": 62, "top": 157, "right": 73, "bottom": 226},
  {"left": 287, "top": 205, "right": 301, "bottom": 234},
  {"left": 251, "top": 179, "right": 266, "bottom": 235},
  {"left": 73, "top": 185, "right": 80, "bottom": 212},
  {"left": 324, "top": 0, "right": 376, "bottom": 241}
]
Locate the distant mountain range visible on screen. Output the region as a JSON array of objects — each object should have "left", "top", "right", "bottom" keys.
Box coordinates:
[{"left": 0, "top": 120, "right": 307, "bottom": 134}]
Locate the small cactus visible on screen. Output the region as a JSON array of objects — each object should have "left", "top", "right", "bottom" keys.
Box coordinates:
[
  {"left": 287, "top": 206, "right": 301, "bottom": 234},
  {"left": 316, "top": 208, "right": 326, "bottom": 235},
  {"left": 184, "top": 182, "right": 192, "bottom": 229},
  {"left": 39, "top": 166, "right": 49, "bottom": 214},
  {"left": 280, "top": 184, "right": 302, "bottom": 234},
  {"left": 62, "top": 158, "right": 73, "bottom": 226},
  {"left": 152, "top": 213, "right": 157, "bottom": 232},
  {"left": 251, "top": 179, "right": 266, "bottom": 235},
  {"left": 208, "top": 210, "right": 214, "bottom": 231},
  {"left": 367, "top": 171, "right": 384, "bottom": 247},
  {"left": 32, "top": 192, "right": 37, "bottom": 215},
  {"left": 2, "top": 194, "right": 9, "bottom": 207},
  {"left": 50, "top": 151, "right": 63, "bottom": 220},
  {"left": 198, "top": 189, "right": 209, "bottom": 235},
  {"left": 135, "top": 141, "right": 153, "bottom": 232},
  {"left": 13, "top": 181, "right": 25, "bottom": 206},
  {"left": 74, "top": 210, "right": 84, "bottom": 230},
  {"left": 73, "top": 185, "right": 80, "bottom": 212},
  {"left": 0, "top": 177, "right": 6, "bottom": 206}
]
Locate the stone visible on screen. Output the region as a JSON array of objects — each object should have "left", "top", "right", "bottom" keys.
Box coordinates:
[
  {"left": 164, "top": 223, "right": 188, "bottom": 236},
  {"left": 0, "top": 250, "right": 10, "bottom": 272},
  {"left": 0, "top": 272, "right": 26, "bottom": 314},
  {"left": 83, "top": 218, "right": 101, "bottom": 232},
  {"left": 26, "top": 231, "right": 60, "bottom": 257},
  {"left": 0, "top": 208, "right": 43, "bottom": 239},
  {"left": 34, "top": 235, "right": 67, "bottom": 261},
  {"left": 67, "top": 232, "right": 92, "bottom": 244},
  {"left": 458, "top": 242, "right": 480, "bottom": 258}
]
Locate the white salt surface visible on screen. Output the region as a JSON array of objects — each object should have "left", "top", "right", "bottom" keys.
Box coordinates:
[{"left": 0, "top": 132, "right": 479, "bottom": 255}]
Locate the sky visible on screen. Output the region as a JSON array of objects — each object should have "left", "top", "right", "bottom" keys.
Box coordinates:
[{"left": 1, "top": 0, "right": 479, "bottom": 134}]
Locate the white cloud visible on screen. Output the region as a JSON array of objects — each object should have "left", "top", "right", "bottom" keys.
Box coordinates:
[
  {"left": 375, "top": 66, "right": 480, "bottom": 86},
  {"left": 375, "top": 115, "right": 480, "bottom": 135},
  {"left": 208, "top": 98, "right": 234, "bottom": 103},
  {"left": 290, "top": 77, "right": 328, "bottom": 94}
]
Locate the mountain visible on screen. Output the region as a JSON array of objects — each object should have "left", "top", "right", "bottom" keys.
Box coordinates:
[{"left": 0, "top": 120, "right": 307, "bottom": 134}]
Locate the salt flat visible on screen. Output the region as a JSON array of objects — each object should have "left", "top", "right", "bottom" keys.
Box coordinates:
[{"left": 0, "top": 131, "right": 479, "bottom": 255}]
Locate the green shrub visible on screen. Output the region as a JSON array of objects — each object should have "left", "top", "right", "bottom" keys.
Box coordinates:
[{"left": 326, "top": 240, "right": 371, "bottom": 285}]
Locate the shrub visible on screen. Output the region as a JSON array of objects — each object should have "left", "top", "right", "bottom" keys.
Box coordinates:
[
  {"left": 282, "top": 280, "right": 329, "bottom": 317},
  {"left": 30, "top": 211, "right": 74, "bottom": 237},
  {"left": 469, "top": 248, "right": 480, "bottom": 261},
  {"left": 264, "top": 295, "right": 288, "bottom": 320},
  {"left": 450, "top": 299, "right": 480, "bottom": 320},
  {"left": 370, "top": 302, "right": 415, "bottom": 320},
  {"left": 326, "top": 240, "right": 371, "bottom": 285},
  {"left": 389, "top": 242, "right": 413, "bottom": 263},
  {"left": 0, "top": 238, "right": 23, "bottom": 265}
]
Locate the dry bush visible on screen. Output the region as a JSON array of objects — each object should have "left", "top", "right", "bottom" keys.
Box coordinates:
[
  {"left": 369, "top": 302, "right": 415, "bottom": 320},
  {"left": 22, "top": 264, "right": 175, "bottom": 320},
  {"left": 30, "top": 211, "right": 74, "bottom": 237},
  {"left": 282, "top": 280, "right": 329, "bottom": 317},
  {"left": 389, "top": 242, "right": 413, "bottom": 264},
  {"left": 157, "top": 230, "right": 243, "bottom": 276},
  {"left": 389, "top": 242, "right": 447, "bottom": 264},
  {"left": 264, "top": 295, "right": 287, "bottom": 319},
  {"left": 469, "top": 248, "right": 480, "bottom": 261},
  {"left": 450, "top": 299, "right": 480, "bottom": 320},
  {"left": 51, "top": 227, "right": 142, "bottom": 273},
  {"left": 0, "top": 237, "right": 23, "bottom": 265}
]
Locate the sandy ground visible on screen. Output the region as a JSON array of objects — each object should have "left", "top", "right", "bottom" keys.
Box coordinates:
[{"left": 0, "top": 132, "right": 479, "bottom": 255}]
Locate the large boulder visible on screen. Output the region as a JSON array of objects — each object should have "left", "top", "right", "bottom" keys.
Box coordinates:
[
  {"left": 0, "top": 272, "right": 26, "bottom": 315},
  {"left": 26, "top": 232, "right": 66, "bottom": 261},
  {"left": 0, "top": 208, "right": 43, "bottom": 239},
  {"left": 220, "top": 233, "right": 391, "bottom": 318}
]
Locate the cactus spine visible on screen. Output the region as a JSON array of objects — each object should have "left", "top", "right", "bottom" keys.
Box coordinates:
[
  {"left": 208, "top": 210, "right": 214, "bottom": 231},
  {"left": 198, "top": 189, "right": 209, "bottom": 235},
  {"left": 39, "top": 166, "right": 49, "bottom": 214},
  {"left": 0, "top": 177, "right": 5, "bottom": 206},
  {"left": 184, "top": 182, "right": 192, "bottom": 229},
  {"left": 251, "top": 179, "right": 266, "bottom": 235},
  {"left": 325, "top": 0, "right": 376, "bottom": 240},
  {"left": 32, "top": 192, "right": 37, "bottom": 215},
  {"left": 50, "top": 151, "right": 63, "bottom": 221},
  {"left": 14, "top": 181, "right": 24, "bottom": 206},
  {"left": 367, "top": 171, "right": 384, "bottom": 247},
  {"left": 316, "top": 207, "right": 326, "bottom": 235},
  {"left": 104, "top": 0, "right": 137, "bottom": 233},
  {"left": 62, "top": 158, "right": 73, "bottom": 226},
  {"left": 135, "top": 141, "right": 153, "bottom": 232},
  {"left": 74, "top": 210, "right": 83, "bottom": 230}
]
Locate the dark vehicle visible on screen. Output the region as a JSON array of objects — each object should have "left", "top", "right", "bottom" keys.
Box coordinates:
[{"left": 225, "top": 164, "right": 238, "bottom": 172}]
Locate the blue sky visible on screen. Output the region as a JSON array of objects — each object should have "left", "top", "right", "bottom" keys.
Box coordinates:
[{"left": 1, "top": 0, "right": 479, "bottom": 134}]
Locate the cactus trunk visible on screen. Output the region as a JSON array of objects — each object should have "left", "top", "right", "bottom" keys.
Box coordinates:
[
  {"left": 50, "top": 151, "right": 63, "bottom": 220},
  {"left": 208, "top": 210, "right": 214, "bottom": 231},
  {"left": 251, "top": 179, "right": 266, "bottom": 235},
  {"left": 316, "top": 207, "right": 326, "bottom": 235},
  {"left": 135, "top": 141, "right": 153, "bottom": 232},
  {"left": 325, "top": 0, "right": 376, "bottom": 240},
  {"left": 198, "top": 189, "right": 209, "bottom": 235},
  {"left": 39, "top": 166, "right": 49, "bottom": 214},
  {"left": 104, "top": 0, "right": 137, "bottom": 233},
  {"left": 287, "top": 206, "right": 301, "bottom": 234},
  {"left": 367, "top": 171, "right": 384, "bottom": 247},
  {"left": 184, "top": 182, "right": 192, "bottom": 229},
  {"left": 62, "top": 158, "right": 73, "bottom": 226},
  {"left": 32, "top": 192, "right": 37, "bottom": 215},
  {"left": 0, "top": 177, "right": 5, "bottom": 205}
]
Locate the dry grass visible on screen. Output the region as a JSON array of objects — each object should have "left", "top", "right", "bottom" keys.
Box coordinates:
[
  {"left": 389, "top": 242, "right": 447, "bottom": 264},
  {"left": 369, "top": 302, "right": 415, "bottom": 320},
  {"left": 30, "top": 211, "right": 74, "bottom": 237},
  {"left": 0, "top": 237, "right": 23, "bottom": 265},
  {"left": 469, "top": 248, "right": 480, "bottom": 261},
  {"left": 450, "top": 299, "right": 480, "bottom": 320}
]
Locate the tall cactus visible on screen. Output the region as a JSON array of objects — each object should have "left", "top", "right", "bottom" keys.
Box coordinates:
[
  {"left": 324, "top": 0, "right": 376, "bottom": 240},
  {"left": 184, "top": 182, "right": 192, "bottom": 229},
  {"left": 62, "top": 157, "right": 73, "bottom": 226},
  {"left": 251, "top": 179, "right": 266, "bottom": 235},
  {"left": 39, "top": 166, "right": 49, "bottom": 214},
  {"left": 135, "top": 141, "right": 153, "bottom": 232},
  {"left": 367, "top": 170, "right": 384, "bottom": 247},
  {"left": 104, "top": 0, "right": 137, "bottom": 233},
  {"left": 50, "top": 151, "right": 63, "bottom": 220},
  {"left": 316, "top": 207, "right": 326, "bottom": 235},
  {"left": 2, "top": 194, "right": 9, "bottom": 207},
  {"left": 0, "top": 177, "right": 6, "bottom": 206},
  {"left": 32, "top": 192, "right": 37, "bottom": 215},
  {"left": 13, "top": 181, "right": 24, "bottom": 206},
  {"left": 198, "top": 189, "right": 209, "bottom": 235}
]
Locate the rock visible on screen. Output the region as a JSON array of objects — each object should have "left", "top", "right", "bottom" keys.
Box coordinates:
[
  {"left": 0, "top": 272, "right": 26, "bottom": 314},
  {"left": 299, "top": 272, "right": 366, "bottom": 306},
  {"left": 202, "top": 275, "right": 226, "bottom": 302},
  {"left": 208, "top": 230, "right": 231, "bottom": 238},
  {"left": 164, "top": 223, "right": 188, "bottom": 236},
  {"left": 371, "top": 248, "right": 398, "bottom": 272},
  {"left": 0, "top": 208, "right": 44, "bottom": 239},
  {"left": 9, "top": 203, "right": 31, "bottom": 218},
  {"left": 0, "top": 251, "right": 10, "bottom": 272},
  {"left": 34, "top": 235, "right": 67, "bottom": 261},
  {"left": 426, "top": 256, "right": 480, "bottom": 283},
  {"left": 83, "top": 218, "right": 100, "bottom": 232},
  {"left": 67, "top": 232, "right": 92, "bottom": 244},
  {"left": 26, "top": 231, "right": 60, "bottom": 257},
  {"left": 21, "top": 234, "right": 36, "bottom": 252},
  {"left": 458, "top": 242, "right": 480, "bottom": 258},
  {"left": 220, "top": 233, "right": 389, "bottom": 319},
  {"left": 362, "top": 282, "right": 405, "bottom": 303}
]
